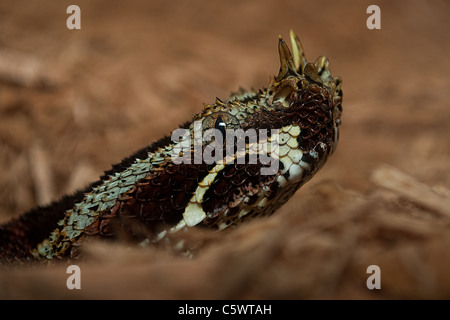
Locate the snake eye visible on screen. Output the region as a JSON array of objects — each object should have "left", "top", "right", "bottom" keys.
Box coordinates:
[
  {"left": 214, "top": 116, "right": 227, "bottom": 139},
  {"left": 200, "top": 112, "right": 239, "bottom": 141}
]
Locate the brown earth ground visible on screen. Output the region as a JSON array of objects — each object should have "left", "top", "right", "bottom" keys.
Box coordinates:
[{"left": 0, "top": 0, "right": 449, "bottom": 299}]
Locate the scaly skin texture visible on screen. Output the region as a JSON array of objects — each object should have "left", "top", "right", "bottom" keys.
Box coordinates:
[{"left": 0, "top": 31, "right": 342, "bottom": 264}]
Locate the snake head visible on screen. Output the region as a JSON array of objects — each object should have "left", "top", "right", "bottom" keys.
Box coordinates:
[{"left": 266, "top": 30, "right": 343, "bottom": 155}]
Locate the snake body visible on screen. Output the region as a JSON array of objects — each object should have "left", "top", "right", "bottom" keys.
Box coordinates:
[{"left": 0, "top": 31, "right": 342, "bottom": 264}]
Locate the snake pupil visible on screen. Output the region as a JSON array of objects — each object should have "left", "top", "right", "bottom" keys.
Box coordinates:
[{"left": 215, "top": 116, "right": 227, "bottom": 143}]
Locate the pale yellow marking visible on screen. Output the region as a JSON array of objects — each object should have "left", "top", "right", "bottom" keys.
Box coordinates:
[
  {"left": 170, "top": 219, "right": 187, "bottom": 232},
  {"left": 197, "top": 163, "right": 224, "bottom": 187},
  {"left": 279, "top": 132, "right": 291, "bottom": 145},
  {"left": 287, "top": 136, "right": 298, "bottom": 149},
  {"left": 183, "top": 163, "right": 225, "bottom": 226},
  {"left": 276, "top": 175, "right": 288, "bottom": 187},
  {"left": 154, "top": 218, "right": 188, "bottom": 242},
  {"left": 280, "top": 156, "right": 293, "bottom": 173},
  {"left": 183, "top": 203, "right": 207, "bottom": 227},
  {"left": 289, "top": 125, "right": 301, "bottom": 137},
  {"left": 282, "top": 125, "right": 292, "bottom": 133},
  {"left": 218, "top": 222, "right": 230, "bottom": 230},
  {"left": 161, "top": 123, "right": 303, "bottom": 237},
  {"left": 257, "top": 197, "right": 268, "bottom": 208},
  {"left": 288, "top": 164, "right": 303, "bottom": 181},
  {"left": 278, "top": 145, "right": 290, "bottom": 157},
  {"left": 288, "top": 148, "right": 303, "bottom": 163}
]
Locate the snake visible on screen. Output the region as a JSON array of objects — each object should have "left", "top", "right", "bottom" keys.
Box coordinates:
[{"left": 0, "top": 31, "right": 342, "bottom": 264}]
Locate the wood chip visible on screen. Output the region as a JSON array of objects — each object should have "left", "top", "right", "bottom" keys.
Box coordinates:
[
  {"left": 29, "top": 143, "right": 55, "bottom": 206},
  {"left": 0, "top": 49, "right": 61, "bottom": 88},
  {"left": 371, "top": 164, "right": 450, "bottom": 217}
]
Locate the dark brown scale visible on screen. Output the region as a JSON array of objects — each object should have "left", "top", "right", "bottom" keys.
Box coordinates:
[
  {"left": 99, "top": 218, "right": 113, "bottom": 236},
  {"left": 201, "top": 157, "right": 279, "bottom": 228},
  {"left": 287, "top": 88, "right": 335, "bottom": 153},
  {"left": 240, "top": 85, "right": 336, "bottom": 154},
  {"left": 266, "top": 180, "right": 280, "bottom": 200},
  {"left": 171, "top": 192, "right": 190, "bottom": 210},
  {"left": 246, "top": 194, "right": 260, "bottom": 206},
  {"left": 211, "top": 178, "right": 230, "bottom": 197},
  {"left": 82, "top": 162, "right": 212, "bottom": 244},
  {"left": 0, "top": 219, "right": 34, "bottom": 263},
  {"left": 227, "top": 206, "right": 241, "bottom": 218},
  {"left": 231, "top": 170, "right": 248, "bottom": 186}
]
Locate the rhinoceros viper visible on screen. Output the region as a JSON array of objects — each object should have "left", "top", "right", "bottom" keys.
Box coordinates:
[{"left": 0, "top": 31, "right": 342, "bottom": 264}]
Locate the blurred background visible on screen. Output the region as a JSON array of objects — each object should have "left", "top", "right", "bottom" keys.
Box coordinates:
[{"left": 0, "top": 0, "right": 449, "bottom": 299}]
